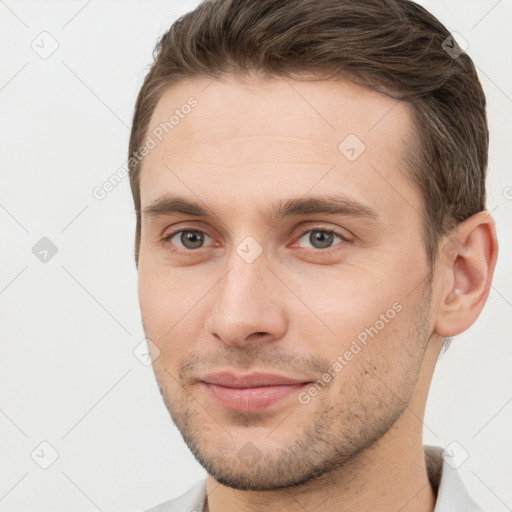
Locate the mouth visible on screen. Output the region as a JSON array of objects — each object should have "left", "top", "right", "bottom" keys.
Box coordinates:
[{"left": 199, "top": 371, "right": 312, "bottom": 412}]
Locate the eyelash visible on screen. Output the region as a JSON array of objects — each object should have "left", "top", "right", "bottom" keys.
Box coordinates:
[{"left": 161, "top": 225, "right": 351, "bottom": 253}]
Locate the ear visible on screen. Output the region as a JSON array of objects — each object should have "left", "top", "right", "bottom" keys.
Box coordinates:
[{"left": 435, "top": 211, "right": 499, "bottom": 338}]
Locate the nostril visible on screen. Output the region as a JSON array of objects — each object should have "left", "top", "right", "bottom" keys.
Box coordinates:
[{"left": 245, "top": 332, "right": 269, "bottom": 342}]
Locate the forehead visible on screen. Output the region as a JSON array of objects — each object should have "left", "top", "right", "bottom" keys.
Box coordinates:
[{"left": 139, "top": 75, "right": 420, "bottom": 222}]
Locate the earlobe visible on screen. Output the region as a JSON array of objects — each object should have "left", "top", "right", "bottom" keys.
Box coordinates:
[{"left": 435, "top": 211, "right": 498, "bottom": 338}]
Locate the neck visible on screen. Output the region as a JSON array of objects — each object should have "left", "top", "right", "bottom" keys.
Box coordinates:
[{"left": 205, "top": 422, "right": 436, "bottom": 512}]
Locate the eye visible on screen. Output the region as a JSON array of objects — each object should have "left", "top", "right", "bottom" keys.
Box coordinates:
[
  {"left": 295, "top": 228, "right": 349, "bottom": 250},
  {"left": 161, "top": 226, "right": 351, "bottom": 253},
  {"left": 163, "top": 229, "right": 213, "bottom": 250}
]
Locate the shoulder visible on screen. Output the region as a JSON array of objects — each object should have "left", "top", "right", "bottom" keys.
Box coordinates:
[{"left": 140, "top": 479, "right": 207, "bottom": 512}]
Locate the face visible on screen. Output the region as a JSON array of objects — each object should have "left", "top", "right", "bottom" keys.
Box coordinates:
[{"left": 137, "top": 75, "right": 436, "bottom": 491}]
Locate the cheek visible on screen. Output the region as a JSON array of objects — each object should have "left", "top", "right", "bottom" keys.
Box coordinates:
[
  {"left": 138, "top": 258, "right": 204, "bottom": 324},
  {"left": 137, "top": 263, "right": 212, "bottom": 365},
  {"left": 308, "top": 306, "right": 423, "bottom": 421},
  {"left": 291, "top": 260, "right": 425, "bottom": 391},
  {"left": 293, "top": 264, "right": 405, "bottom": 344}
]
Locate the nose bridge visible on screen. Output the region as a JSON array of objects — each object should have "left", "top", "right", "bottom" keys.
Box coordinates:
[
  {"left": 206, "top": 244, "right": 286, "bottom": 346},
  {"left": 217, "top": 247, "right": 270, "bottom": 322}
]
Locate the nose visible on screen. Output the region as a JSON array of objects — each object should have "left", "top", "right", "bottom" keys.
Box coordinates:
[{"left": 204, "top": 248, "right": 287, "bottom": 348}]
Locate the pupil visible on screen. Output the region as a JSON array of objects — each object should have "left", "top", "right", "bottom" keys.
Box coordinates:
[
  {"left": 311, "top": 230, "right": 333, "bottom": 249},
  {"left": 182, "top": 231, "right": 204, "bottom": 249}
]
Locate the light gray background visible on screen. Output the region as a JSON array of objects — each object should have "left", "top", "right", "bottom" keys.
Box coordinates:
[{"left": 1, "top": 1, "right": 511, "bottom": 511}]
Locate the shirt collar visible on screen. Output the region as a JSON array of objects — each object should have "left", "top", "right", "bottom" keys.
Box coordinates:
[{"left": 425, "top": 444, "right": 483, "bottom": 511}]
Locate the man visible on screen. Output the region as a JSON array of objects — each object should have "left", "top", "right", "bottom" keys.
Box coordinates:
[{"left": 128, "top": 0, "right": 498, "bottom": 510}]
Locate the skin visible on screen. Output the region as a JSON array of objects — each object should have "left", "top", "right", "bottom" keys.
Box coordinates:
[{"left": 136, "top": 75, "right": 498, "bottom": 512}]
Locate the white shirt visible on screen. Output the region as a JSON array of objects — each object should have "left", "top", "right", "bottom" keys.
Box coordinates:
[{"left": 142, "top": 445, "right": 483, "bottom": 512}]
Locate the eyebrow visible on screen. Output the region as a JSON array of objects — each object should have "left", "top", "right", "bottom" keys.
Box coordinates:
[{"left": 142, "top": 194, "right": 380, "bottom": 222}]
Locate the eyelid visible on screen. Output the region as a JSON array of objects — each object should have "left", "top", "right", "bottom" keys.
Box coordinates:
[{"left": 294, "top": 223, "right": 353, "bottom": 241}]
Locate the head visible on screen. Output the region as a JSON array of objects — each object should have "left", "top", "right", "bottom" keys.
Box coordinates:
[{"left": 129, "top": 0, "right": 498, "bottom": 491}]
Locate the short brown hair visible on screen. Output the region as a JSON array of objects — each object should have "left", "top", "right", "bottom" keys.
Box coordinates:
[{"left": 128, "top": 0, "right": 488, "bottom": 266}]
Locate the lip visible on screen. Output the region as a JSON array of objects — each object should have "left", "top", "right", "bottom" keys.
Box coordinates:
[
  {"left": 200, "top": 372, "right": 311, "bottom": 412},
  {"left": 201, "top": 371, "right": 310, "bottom": 388}
]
